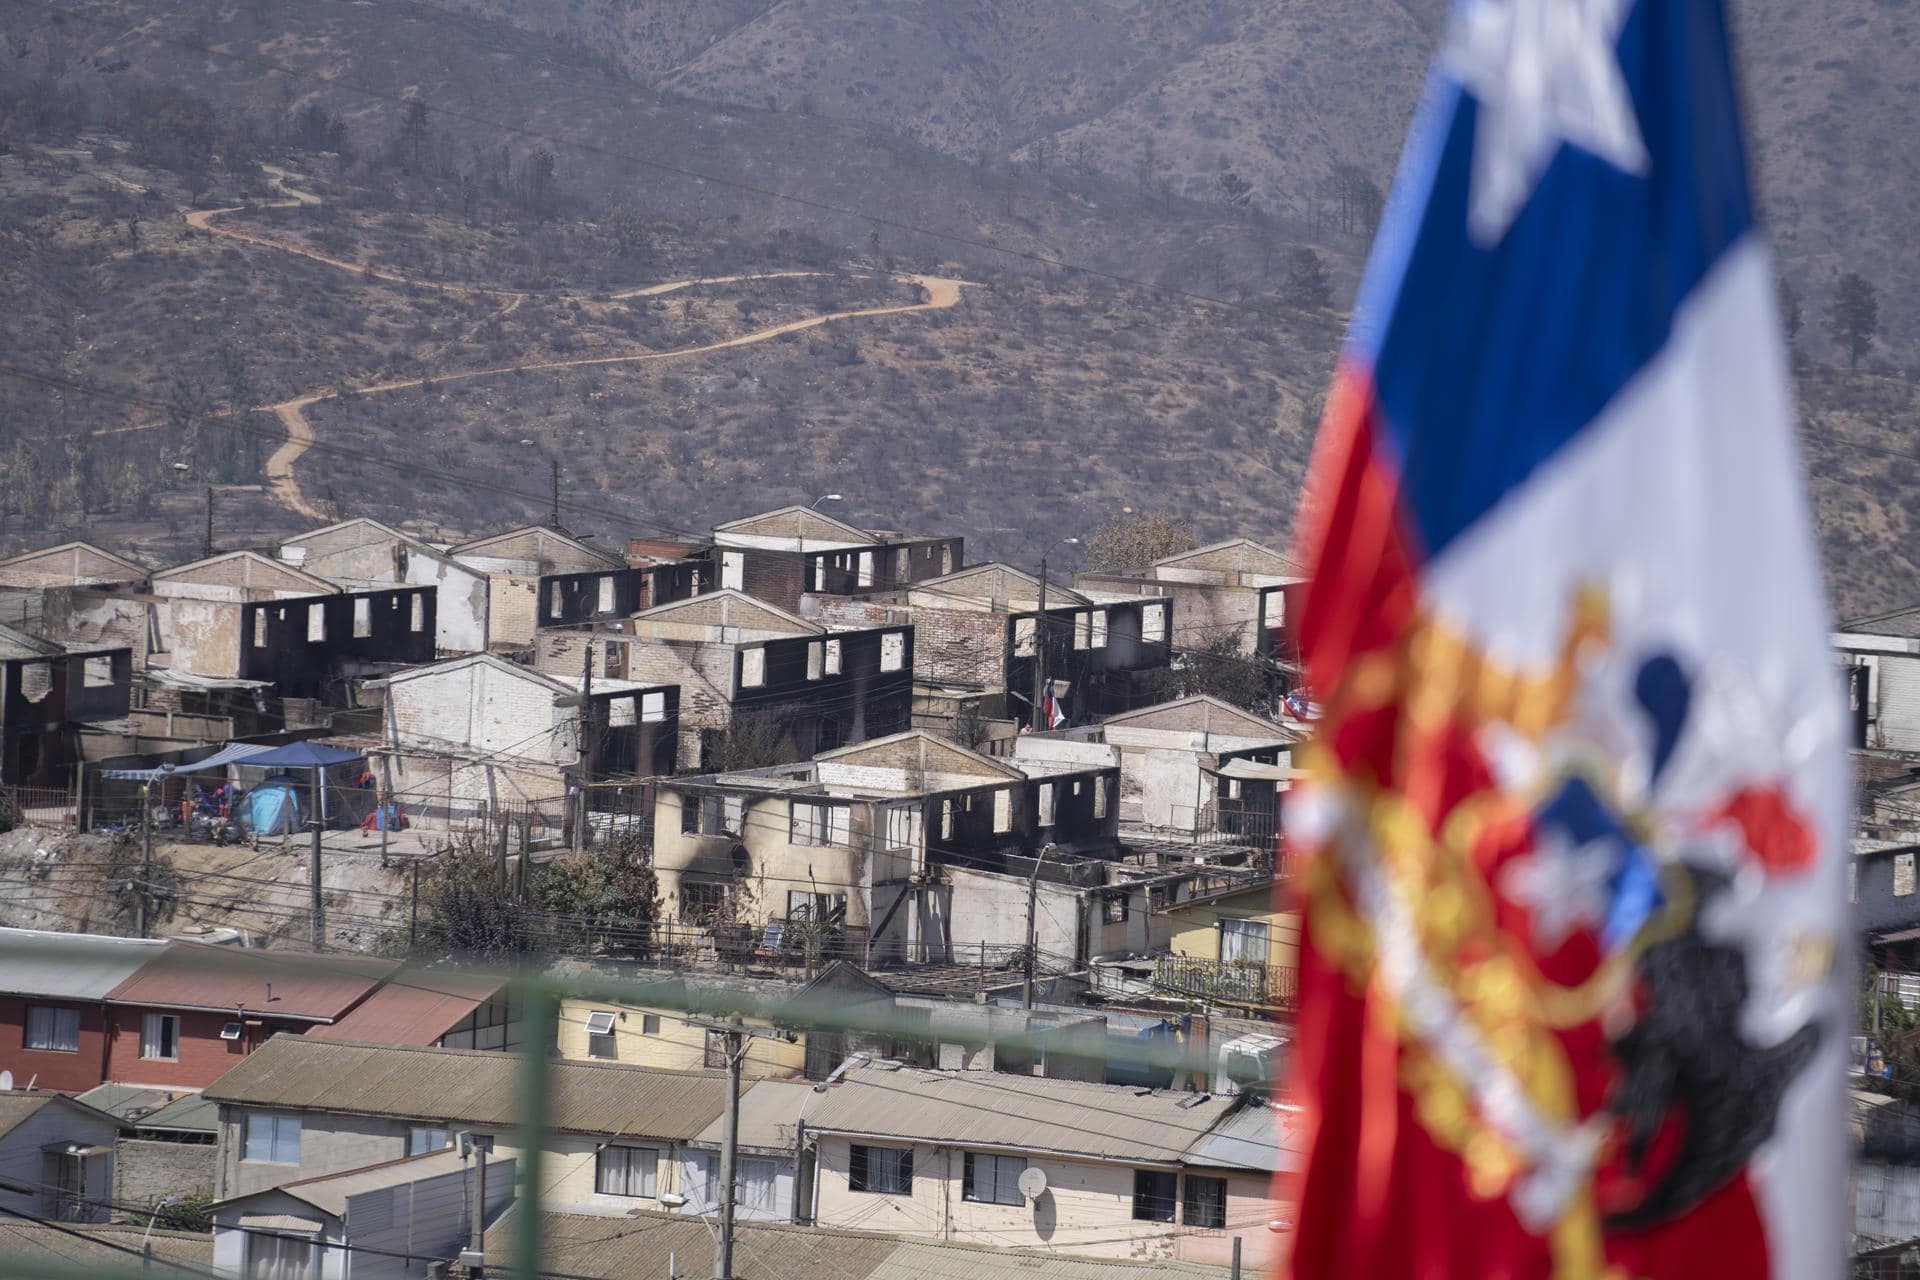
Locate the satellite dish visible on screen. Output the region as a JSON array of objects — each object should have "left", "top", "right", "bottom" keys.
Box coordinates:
[{"left": 1017, "top": 1167, "right": 1048, "bottom": 1200}]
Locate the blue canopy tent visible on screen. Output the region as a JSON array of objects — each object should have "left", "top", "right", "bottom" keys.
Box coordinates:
[
  {"left": 237, "top": 742, "right": 368, "bottom": 830},
  {"left": 98, "top": 741, "right": 276, "bottom": 782}
]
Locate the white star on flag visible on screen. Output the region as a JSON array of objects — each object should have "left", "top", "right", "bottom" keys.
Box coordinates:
[{"left": 1443, "top": 0, "right": 1650, "bottom": 246}]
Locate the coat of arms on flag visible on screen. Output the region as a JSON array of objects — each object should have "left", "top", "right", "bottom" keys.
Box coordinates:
[{"left": 1284, "top": 2, "right": 1849, "bottom": 1278}]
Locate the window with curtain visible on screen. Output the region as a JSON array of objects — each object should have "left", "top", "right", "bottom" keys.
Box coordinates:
[
  {"left": 140, "top": 1013, "right": 179, "bottom": 1061},
  {"left": 595, "top": 1146, "right": 659, "bottom": 1198},
  {"left": 1220, "top": 918, "right": 1270, "bottom": 966},
  {"left": 962, "top": 1152, "right": 1026, "bottom": 1205},
  {"left": 24, "top": 1005, "right": 79, "bottom": 1052},
  {"left": 1183, "top": 1174, "right": 1227, "bottom": 1229},
  {"left": 243, "top": 1113, "right": 301, "bottom": 1164},
  {"left": 739, "top": 1157, "right": 781, "bottom": 1214},
  {"left": 849, "top": 1144, "right": 912, "bottom": 1195},
  {"left": 407, "top": 1127, "right": 450, "bottom": 1156}
]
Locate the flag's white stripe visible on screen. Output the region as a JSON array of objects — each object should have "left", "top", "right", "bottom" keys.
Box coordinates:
[{"left": 1415, "top": 235, "right": 1848, "bottom": 1278}]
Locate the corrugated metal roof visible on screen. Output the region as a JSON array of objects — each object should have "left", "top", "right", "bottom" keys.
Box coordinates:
[
  {"left": 0, "top": 926, "right": 167, "bottom": 1000},
  {"left": 74, "top": 1083, "right": 215, "bottom": 1132},
  {"left": 136, "top": 1091, "right": 220, "bottom": 1134},
  {"left": 486, "top": 1210, "right": 1226, "bottom": 1280},
  {"left": 221, "top": 1148, "right": 508, "bottom": 1219},
  {"left": 0, "top": 1091, "right": 130, "bottom": 1141},
  {"left": 305, "top": 969, "right": 500, "bottom": 1046},
  {"left": 105, "top": 941, "right": 394, "bottom": 1021},
  {"left": 801, "top": 1064, "right": 1237, "bottom": 1165},
  {"left": 202, "top": 1036, "right": 727, "bottom": 1139},
  {"left": 0, "top": 1220, "right": 214, "bottom": 1271},
  {"left": 687, "top": 1079, "right": 815, "bottom": 1153},
  {"left": 1181, "top": 1101, "right": 1299, "bottom": 1174}
]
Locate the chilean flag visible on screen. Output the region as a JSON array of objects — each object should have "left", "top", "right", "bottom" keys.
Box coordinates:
[{"left": 1285, "top": 2, "right": 1849, "bottom": 1278}]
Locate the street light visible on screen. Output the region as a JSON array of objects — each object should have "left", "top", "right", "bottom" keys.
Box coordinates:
[
  {"left": 810, "top": 494, "right": 843, "bottom": 509},
  {"left": 1032, "top": 537, "right": 1081, "bottom": 731}
]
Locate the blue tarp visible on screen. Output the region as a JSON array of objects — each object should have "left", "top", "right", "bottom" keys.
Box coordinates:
[
  {"left": 240, "top": 742, "right": 365, "bottom": 770},
  {"left": 245, "top": 778, "right": 304, "bottom": 835}
]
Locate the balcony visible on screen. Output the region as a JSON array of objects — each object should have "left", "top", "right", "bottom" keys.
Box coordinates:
[{"left": 1151, "top": 953, "right": 1298, "bottom": 1012}]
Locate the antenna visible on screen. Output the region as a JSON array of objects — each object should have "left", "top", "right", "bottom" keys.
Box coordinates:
[{"left": 203, "top": 487, "right": 215, "bottom": 560}]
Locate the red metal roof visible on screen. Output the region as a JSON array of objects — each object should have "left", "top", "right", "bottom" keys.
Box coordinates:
[
  {"left": 104, "top": 943, "right": 395, "bottom": 1022},
  {"left": 305, "top": 969, "right": 501, "bottom": 1046}
]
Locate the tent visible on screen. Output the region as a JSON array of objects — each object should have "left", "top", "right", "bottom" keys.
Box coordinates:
[
  {"left": 245, "top": 777, "right": 304, "bottom": 835},
  {"left": 238, "top": 743, "right": 368, "bottom": 830},
  {"left": 99, "top": 742, "right": 277, "bottom": 782}
]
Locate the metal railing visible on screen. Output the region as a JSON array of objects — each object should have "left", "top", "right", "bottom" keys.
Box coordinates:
[
  {"left": 1150, "top": 952, "right": 1299, "bottom": 1011},
  {"left": 0, "top": 784, "right": 76, "bottom": 830}
]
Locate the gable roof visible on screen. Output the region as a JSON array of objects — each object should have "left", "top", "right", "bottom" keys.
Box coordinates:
[
  {"left": 104, "top": 942, "right": 393, "bottom": 1022},
  {"left": 304, "top": 968, "right": 505, "bottom": 1046},
  {"left": 217, "top": 1147, "right": 499, "bottom": 1218},
  {"left": 447, "top": 525, "right": 624, "bottom": 568},
  {"left": 713, "top": 505, "right": 877, "bottom": 546},
  {"left": 1153, "top": 536, "right": 1304, "bottom": 577},
  {"left": 0, "top": 927, "right": 169, "bottom": 1000},
  {"left": 0, "top": 620, "right": 64, "bottom": 660},
  {"left": 202, "top": 1036, "right": 728, "bottom": 1139},
  {"left": 150, "top": 549, "right": 336, "bottom": 594},
  {"left": 813, "top": 730, "right": 1024, "bottom": 782},
  {"left": 803, "top": 1062, "right": 1239, "bottom": 1165},
  {"left": 907, "top": 561, "right": 1087, "bottom": 609},
  {"left": 0, "top": 1091, "right": 133, "bottom": 1142},
  {"left": 0, "top": 1220, "right": 214, "bottom": 1273},
  {"left": 630, "top": 588, "right": 819, "bottom": 635},
  {"left": 376, "top": 652, "right": 573, "bottom": 696},
  {"left": 1841, "top": 604, "right": 1920, "bottom": 638},
  {"left": 278, "top": 516, "right": 415, "bottom": 550},
  {"left": 0, "top": 541, "right": 148, "bottom": 586},
  {"left": 1100, "top": 694, "right": 1298, "bottom": 741}
]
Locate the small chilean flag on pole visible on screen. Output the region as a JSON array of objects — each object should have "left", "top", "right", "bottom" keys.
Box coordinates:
[{"left": 1285, "top": 1, "right": 1849, "bottom": 1278}]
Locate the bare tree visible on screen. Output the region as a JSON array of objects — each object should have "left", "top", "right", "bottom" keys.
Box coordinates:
[{"left": 1827, "top": 272, "right": 1879, "bottom": 371}]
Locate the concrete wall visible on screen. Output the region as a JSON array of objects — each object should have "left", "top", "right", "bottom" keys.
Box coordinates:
[
  {"left": 216, "top": 1107, "right": 420, "bottom": 1200},
  {"left": 553, "top": 997, "right": 804, "bottom": 1080},
  {"left": 652, "top": 791, "right": 879, "bottom": 932},
  {"left": 947, "top": 869, "right": 1082, "bottom": 961},
  {"left": 541, "top": 1133, "right": 685, "bottom": 1216},
  {"left": 160, "top": 598, "right": 243, "bottom": 679},
  {"left": 116, "top": 1137, "right": 216, "bottom": 1206},
  {"left": 296, "top": 542, "right": 488, "bottom": 655},
  {"left": 1169, "top": 897, "right": 1301, "bottom": 970},
  {"left": 386, "top": 661, "right": 569, "bottom": 764},
  {"left": 812, "top": 1138, "right": 1233, "bottom": 1261}
]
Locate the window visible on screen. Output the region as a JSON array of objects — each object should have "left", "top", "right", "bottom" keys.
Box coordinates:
[
  {"left": 963, "top": 1153, "right": 1026, "bottom": 1206},
  {"left": 1132, "top": 1170, "right": 1177, "bottom": 1222},
  {"left": 824, "top": 638, "right": 842, "bottom": 675},
  {"left": 720, "top": 552, "right": 744, "bottom": 591},
  {"left": 1073, "top": 613, "right": 1091, "bottom": 650},
  {"left": 24, "top": 1005, "right": 79, "bottom": 1052},
  {"left": 140, "top": 1013, "right": 179, "bottom": 1061},
  {"left": 680, "top": 795, "right": 700, "bottom": 834},
  {"left": 549, "top": 582, "right": 563, "bottom": 618},
  {"left": 1263, "top": 590, "right": 1286, "bottom": 628},
  {"left": 681, "top": 881, "right": 732, "bottom": 923},
  {"left": 940, "top": 800, "right": 953, "bottom": 841},
  {"left": 407, "top": 1126, "right": 450, "bottom": 1156},
  {"left": 886, "top": 807, "right": 921, "bottom": 850},
  {"left": 992, "top": 789, "right": 1012, "bottom": 834},
  {"left": 1090, "top": 609, "right": 1108, "bottom": 648},
  {"left": 1221, "top": 918, "right": 1270, "bottom": 966},
  {"left": 306, "top": 603, "right": 326, "bottom": 643},
  {"left": 585, "top": 1010, "right": 617, "bottom": 1059},
  {"left": 641, "top": 1014, "right": 661, "bottom": 1036},
  {"left": 243, "top": 1113, "right": 301, "bottom": 1164},
  {"left": 791, "top": 801, "right": 849, "bottom": 847},
  {"left": 641, "top": 692, "right": 666, "bottom": 723},
  {"left": 849, "top": 1144, "right": 913, "bottom": 1195},
  {"left": 595, "top": 1145, "right": 659, "bottom": 1199},
  {"left": 879, "top": 632, "right": 905, "bottom": 672},
  {"left": 1143, "top": 603, "right": 1167, "bottom": 643},
  {"left": 1013, "top": 617, "right": 1036, "bottom": 657},
  {"left": 741, "top": 648, "right": 766, "bottom": 688},
  {"left": 807, "top": 641, "right": 824, "bottom": 681},
  {"left": 83, "top": 655, "right": 113, "bottom": 687},
  {"left": 220, "top": 1021, "right": 243, "bottom": 1041},
  {"left": 353, "top": 596, "right": 372, "bottom": 638},
  {"left": 253, "top": 611, "right": 268, "bottom": 648},
  {"left": 1037, "top": 783, "right": 1056, "bottom": 828},
  {"left": 1093, "top": 776, "right": 1108, "bottom": 820},
  {"left": 1900, "top": 852, "right": 1917, "bottom": 898},
  {"left": 1104, "top": 893, "right": 1130, "bottom": 924},
  {"left": 245, "top": 1231, "right": 317, "bottom": 1280},
  {"left": 1851, "top": 861, "right": 1860, "bottom": 904},
  {"left": 739, "top": 1156, "right": 781, "bottom": 1214},
  {"left": 1183, "top": 1174, "right": 1227, "bottom": 1229},
  {"left": 895, "top": 548, "right": 910, "bottom": 582},
  {"left": 596, "top": 575, "right": 615, "bottom": 613},
  {"left": 941, "top": 546, "right": 953, "bottom": 574},
  {"left": 410, "top": 593, "right": 425, "bottom": 633}
]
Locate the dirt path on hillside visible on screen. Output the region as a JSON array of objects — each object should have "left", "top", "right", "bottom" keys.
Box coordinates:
[{"left": 182, "top": 170, "right": 968, "bottom": 518}]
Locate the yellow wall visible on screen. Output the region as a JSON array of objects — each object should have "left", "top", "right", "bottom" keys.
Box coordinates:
[
  {"left": 540, "top": 1133, "right": 686, "bottom": 1216},
  {"left": 1164, "top": 889, "right": 1300, "bottom": 970},
  {"left": 554, "top": 997, "right": 807, "bottom": 1080}
]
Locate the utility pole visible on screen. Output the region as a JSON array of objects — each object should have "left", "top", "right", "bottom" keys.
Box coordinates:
[
  {"left": 136, "top": 781, "right": 153, "bottom": 939},
  {"left": 202, "top": 488, "right": 215, "bottom": 560},
  {"left": 1031, "top": 559, "right": 1049, "bottom": 732},
  {"left": 715, "top": 1018, "right": 745, "bottom": 1280},
  {"left": 465, "top": 1133, "right": 495, "bottom": 1277},
  {"left": 309, "top": 818, "right": 325, "bottom": 951},
  {"left": 409, "top": 860, "right": 420, "bottom": 950},
  {"left": 574, "top": 640, "right": 594, "bottom": 855},
  {"left": 548, "top": 460, "right": 562, "bottom": 530},
  {"left": 1023, "top": 843, "right": 1051, "bottom": 1010}
]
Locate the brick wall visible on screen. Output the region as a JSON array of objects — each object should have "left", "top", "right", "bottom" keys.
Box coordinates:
[
  {"left": 387, "top": 662, "right": 566, "bottom": 763},
  {"left": 0, "top": 996, "right": 109, "bottom": 1092},
  {"left": 115, "top": 1139, "right": 216, "bottom": 1206},
  {"left": 104, "top": 1008, "right": 300, "bottom": 1090},
  {"left": 807, "top": 600, "right": 1001, "bottom": 688},
  {"left": 488, "top": 574, "right": 541, "bottom": 646},
  {"left": 540, "top": 631, "right": 735, "bottom": 730}
]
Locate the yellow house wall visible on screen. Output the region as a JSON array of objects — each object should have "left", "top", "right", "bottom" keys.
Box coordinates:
[
  {"left": 1166, "top": 898, "right": 1301, "bottom": 970},
  {"left": 539, "top": 1132, "right": 684, "bottom": 1216},
  {"left": 554, "top": 997, "right": 806, "bottom": 1080}
]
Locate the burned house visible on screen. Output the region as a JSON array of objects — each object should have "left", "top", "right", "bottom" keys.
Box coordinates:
[
  {"left": 147, "top": 551, "right": 340, "bottom": 684},
  {"left": 533, "top": 591, "right": 912, "bottom": 770},
  {"left": 277, "top": 518, "right": 490, "bottom": 656},
  {"left": 448, "top": 526, "right": 627, "bottom": 648},
  {"left": 651, "top": 731, "right": 1119, "bottom": 963},
  {"left": 1005, "top": 594, "right": 1175, "bottom": 726},
  {"left": 1073, "top": 537, "right": 1305, "bottom": 666},
  {"left": 710, "top": 505, "right": 962, "bottom": 613},
  {"left": 372, "top": 653, "right": 676, "bottom": 834},
  {"left": 535, "top": 561, "right": 706, "bottom": 630},
  {"left": 0, "top": 625, "right": 132, "bottom": 788},
  {"left": 0, "top": 543, "right": 151, "bottom": 659},
  {"left": 239, "top": 587, "right": 437, "bottom": 703}
]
